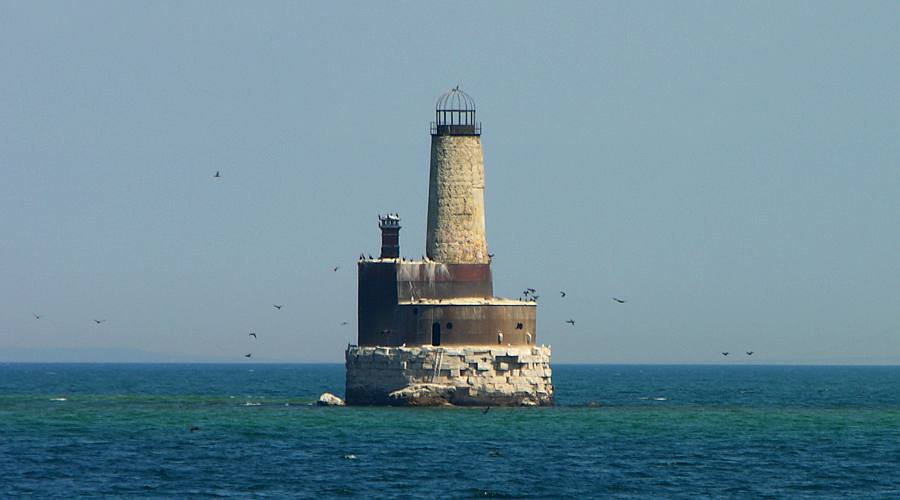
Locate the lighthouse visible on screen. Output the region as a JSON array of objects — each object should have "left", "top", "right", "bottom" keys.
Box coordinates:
[
  {"left": 426, "top": 88, "right": 489, "bottom": 265},
  {"left": 346, "top": 88, "right": 553, "bottom": 406}
]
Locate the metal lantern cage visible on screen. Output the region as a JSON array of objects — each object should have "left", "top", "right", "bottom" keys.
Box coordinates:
[{"left": 431, "top": 87, "right": 481, "bottom": 135}]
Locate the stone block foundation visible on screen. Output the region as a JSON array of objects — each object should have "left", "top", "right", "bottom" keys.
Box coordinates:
[{"left": 345, "top": 345, "right": 553, "bottom": 406}]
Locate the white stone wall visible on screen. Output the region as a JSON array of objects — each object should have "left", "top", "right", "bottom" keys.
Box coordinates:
[
  {"left": 345, "top": 345, "right": 553, "bottom": 406},
  {"left": 425, "top": 135, "right": 489, "bottom": 264}
]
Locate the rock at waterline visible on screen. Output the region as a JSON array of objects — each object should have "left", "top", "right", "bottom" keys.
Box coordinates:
[
  {"left": 388, "top": 383, "right": 455, "bottom": 406},
  {"left": 317, "top": 392, "right": 345, "bottom": 406}
]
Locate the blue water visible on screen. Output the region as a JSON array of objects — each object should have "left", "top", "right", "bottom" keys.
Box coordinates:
[{"left": 2, "top": 364, "right": 899, "bottom": 498}]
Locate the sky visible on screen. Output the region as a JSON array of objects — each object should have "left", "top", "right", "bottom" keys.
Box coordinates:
[{"left": 2, "top": 1, "right": 899, "bottom": 363}]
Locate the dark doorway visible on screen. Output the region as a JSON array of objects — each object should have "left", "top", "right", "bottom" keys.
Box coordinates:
[{"left": 432, "top": 322, "right": 441, "bottom": 346}]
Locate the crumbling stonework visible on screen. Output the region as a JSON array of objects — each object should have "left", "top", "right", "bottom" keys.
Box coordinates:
[
  {"left": 425, "top": 134, "right": 489, "bottom": 264},
  {"left": 345, "top": 345, "right": 553, "bottom": 406}
]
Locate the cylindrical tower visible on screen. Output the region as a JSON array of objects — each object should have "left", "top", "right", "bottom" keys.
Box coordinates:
[
  {"left": 378, "top": 213, "right": 401, "bottom": 259},
  {"left": 425, "top": 87, "right": 489, "bottom": 264}
]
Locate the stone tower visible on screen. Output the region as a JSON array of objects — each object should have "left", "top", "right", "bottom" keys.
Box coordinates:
[
  {"left": 346, "top": 88, "right": 553, "bottom": 407},
  {"left": 426, "top": 88, "right": 489, "bottom": 264}
]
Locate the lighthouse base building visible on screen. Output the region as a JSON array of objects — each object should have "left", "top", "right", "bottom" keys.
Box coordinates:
[
  {"left": 345, "top": 256, "right": 553, "bottom": 406},
  {"left": 345, "top": 89, "right": 553, "bottom": 406}
]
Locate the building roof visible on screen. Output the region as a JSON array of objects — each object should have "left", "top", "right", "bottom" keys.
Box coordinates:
[{"left": 398, "top": 297, "right": 534, "bottom": 306}]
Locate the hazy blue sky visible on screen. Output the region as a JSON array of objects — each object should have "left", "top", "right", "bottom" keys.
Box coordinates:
[{"left": 2, "top": 2, "right": 899, "bottom": 363}]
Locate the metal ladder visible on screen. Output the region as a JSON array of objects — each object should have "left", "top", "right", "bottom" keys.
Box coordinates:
[{"left": 431, "top": 348, "right": 444, "bottom": 382}]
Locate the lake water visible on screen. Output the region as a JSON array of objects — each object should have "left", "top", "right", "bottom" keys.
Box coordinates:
[{"left": 2, "top": 364, "right": 899, "bottom": 498}]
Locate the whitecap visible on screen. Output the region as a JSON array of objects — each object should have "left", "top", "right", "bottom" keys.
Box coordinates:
[
  {"left": 243, "top": 402, "right": 261, "bottom": 406},
  {"left": 50, "top": 397, "right": 67, "bottom": 402},
  {"left": 343, "top": 454, "right": 357, "bottom": 460},
  {"left": 653, "top": 397, "right": 668, "bottom": 401}
]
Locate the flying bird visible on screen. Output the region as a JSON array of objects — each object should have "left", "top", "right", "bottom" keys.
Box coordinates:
[
  {"left": 488, "top": 253, "right": 495, "bottom": 258},
  {"left": 93, "top": 319, "right": 106, "bottom": 324},
  {"left": 380, "top": 329, "right": 391, "bottom": 334},
  {"left": 746, "top": 351, "right": 754, "bottom": 356},
  {"left": 565, "top": 319, "right": 575, "bottom": 326},
  {"left": 560, "top": 291, "right": 566, "bottom": 298},
  {"left": 273, "top": 304, "right": 283, "bottom": 310},
  {"left": 244, "top": 353, "right": 252, "bottom": 358},
  {"left": 33, "top": 313, "right": 41, "bottom": 319},
  {"left": 721, "top": 352, "right": 729, "bottom": 356},
  {"left": 482, "top": 406, "right": 491, "bottom": 415},
  {"left": 249, "top": 332, "right": 257, "bottom": 339},
  {"left": 333, "top": 266, "right": 340, "bottom": 272},
  {"left": 340, "top": 321, "right": 349, "bottom": 326},
  {"left": 612, "top": 297, "right": 626, "bottom": 304},
  {"left": 527, "top": 288, "right": 536, "bottom": 294},
  {"left": 214, "top": 171, "right": 221, "bottom": 178}
]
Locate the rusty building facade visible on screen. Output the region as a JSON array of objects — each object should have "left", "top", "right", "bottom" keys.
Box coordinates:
[{"left": 346, "top": 89, "right": 553, "bottom": 406}]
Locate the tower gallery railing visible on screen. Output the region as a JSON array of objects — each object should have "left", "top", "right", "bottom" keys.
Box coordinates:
[{"left": 429, "top": 122, "right": 482, "bottom": 135}]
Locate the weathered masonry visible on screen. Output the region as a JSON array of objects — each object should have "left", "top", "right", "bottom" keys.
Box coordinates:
[{"left": 346, "top": 88, "right": 553, "bottom": 406}]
